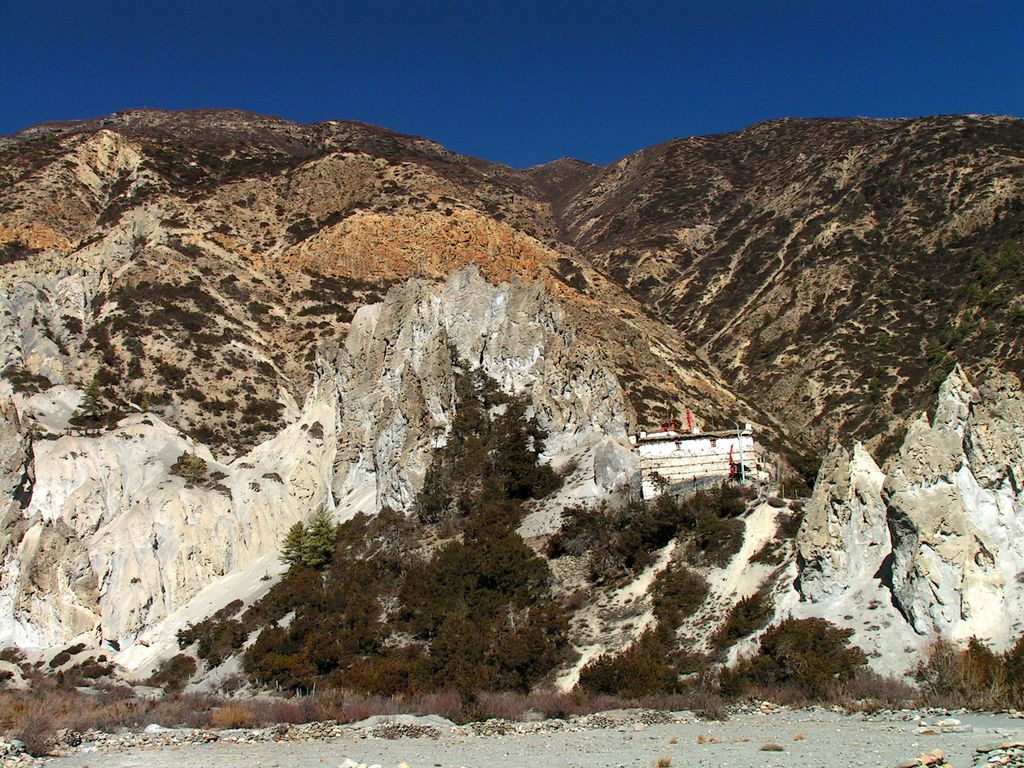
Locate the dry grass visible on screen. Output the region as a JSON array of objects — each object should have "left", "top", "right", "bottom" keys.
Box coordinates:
[
  {"left": 794, "top": 731, "right": 805, "bottom": 741},
  {"left": 11, "top": 702, "right": 57, "bottom": 757},
  {"left": 654, "top": 757, "right": 672, "bottom": 767},
  {"left": 760, "top": 743, "right": 785, "bottom": 752},
  {"left": 697, "top": 733, "right": 749, "bottom": 745},
  {"left": 839, "top": 670, "right": 918, "bottom": 711},
  {"left": 210, "top": 703, "right": 257, "bottom": 729}
]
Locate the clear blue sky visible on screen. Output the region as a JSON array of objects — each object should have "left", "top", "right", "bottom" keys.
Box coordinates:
[{"left": 2, "top": 0, "right": 1022, "bottom": 167}]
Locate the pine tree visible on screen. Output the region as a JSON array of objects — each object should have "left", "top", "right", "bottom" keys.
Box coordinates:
[
  {"left": 80, "top": 377, "right": 104, "bottom": 420},
  {"left": 300, "top": 506, "right": 336, "bottom": 569},
  {"left": 70, "top": 375, "right": 107, "bottom": 428},
  {"left": 280, "top": 522, "right": 306, "bottom": 568}
]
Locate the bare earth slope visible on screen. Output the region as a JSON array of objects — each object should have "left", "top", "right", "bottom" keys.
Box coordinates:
[{"left": 556, "top": 115, "right": 1024, "bottom": 454}]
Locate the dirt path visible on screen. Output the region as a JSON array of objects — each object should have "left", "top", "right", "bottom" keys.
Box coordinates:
[{"left": 44, "top": 710, "right": 1023, "bottom": 768}]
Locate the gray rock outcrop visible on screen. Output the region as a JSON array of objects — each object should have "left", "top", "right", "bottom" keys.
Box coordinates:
[
  {"left": 796, "top": 365, "right": 1024, "bottom": 656},
  {"left": 796, "top": 441, "right": 888, "bottom": 602},
  {"left": 330, "top": 267, "right": 633, "bottom": 511},
  {"left": 886, "top": 366, "right": 1024, "bottom": 648}
]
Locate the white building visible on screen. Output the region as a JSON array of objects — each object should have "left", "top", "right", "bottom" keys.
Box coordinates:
[{"left": 630, "top": 419, "right": 763, "bottom": 499}]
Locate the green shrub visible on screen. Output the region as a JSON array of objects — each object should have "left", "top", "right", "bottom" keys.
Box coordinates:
[
  {"left": 713, "top": 589, "right": 773, "bottom": 651},
  {"left": 721, "top": 617, "right": 867, "bottom": 700},
  {"left": 652, "top": 565, "right": 709, "bottom": 631},
  {"left": 146, "top": 654, "right": 198, "bottom": 691},
  {"left": 577, "top": 632, "right": 678, "bottom": 698},
  {"left": 171, "top": 452, "right": 209, "bottom": 486},
  {"left": 551, "top": 486, "right": 747, "bottom": 583}
]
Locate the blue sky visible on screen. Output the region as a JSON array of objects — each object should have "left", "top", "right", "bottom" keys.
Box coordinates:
[{"left": 2, "top": 1, "right": 1021, "bottom": 167}]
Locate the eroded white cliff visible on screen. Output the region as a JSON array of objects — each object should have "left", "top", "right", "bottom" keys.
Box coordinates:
[
  {"left": 0, "top": 267, "right": 636, "bottom": 668},
  {"left": 330, "top": 267, "right": 633, "bottom": 512},
  {"left": 886, "top": 366, "right": 1024, "bottom": 648},
  {"left": 0, "top": 354, "right": 340, "bottom": 654},
  {"left": 794, "top": 365, "right": 1024, "bottom": 667}
]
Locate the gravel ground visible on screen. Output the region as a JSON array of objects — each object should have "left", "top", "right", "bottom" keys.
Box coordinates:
[{"left": 40, "top": 710, "right": 1024, "bottom": 768}]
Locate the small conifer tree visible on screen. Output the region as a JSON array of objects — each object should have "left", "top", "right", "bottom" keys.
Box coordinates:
[
  {"left": 171, "top": 452, "right": 209, "bottom": 486},
  {"left": 280, "top": 522, "right": 306, "bottom": 568},
  {"left": 299, "top": 506, "right": 336, "bottom": 569},
  {"left": 80, "top": 377, "right": 105, "bottom": 420}
]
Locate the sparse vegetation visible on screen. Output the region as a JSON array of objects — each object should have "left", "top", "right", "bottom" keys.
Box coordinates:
[
  {"left": 170, "top": 452, "right": 210, "bottom": 486},
  {"left": 146, "top": 654, "right": 198, "bottom": 691},
  {"left": 916, "top": 634, "right": 1024, "bottom": 709},
  {"left": 548, "top": 484, "right": 748, "bottom": 583},
  {"left": 187, "top": 360, "right": 570, "bottom": 698}
]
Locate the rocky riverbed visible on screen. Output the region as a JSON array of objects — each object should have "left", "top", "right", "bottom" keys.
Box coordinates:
[{"left": 3, "top": 707, "right": 1020, "bottom": 768}]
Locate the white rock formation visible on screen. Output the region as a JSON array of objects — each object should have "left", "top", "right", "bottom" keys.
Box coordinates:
[
  {"left": 794, "top": 365, "right": 1024, "bottom": 666},
  {"left": 0, "top": 353, "right": 340, "bottom": 653},
  {"left": 796, "top": 442, "right": 888, "bottom": 602},
  {"left": 330, "top": 267, "right": 633, "bottom": 512},
  {"left": 886, "top": 366, "right": 1024, "bottom": 649},
  {"left": 0, "top": 267, "right": 635, "bottom": 666},
  {"left": 789, "top": 441, "right": 922, "bottom": 674}
]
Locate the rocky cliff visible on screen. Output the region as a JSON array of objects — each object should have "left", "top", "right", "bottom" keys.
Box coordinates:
[
  {"left": 793, "top": 366, "right": 1024, "bottom": 670},
  {"left": 0, "top": 266, "right": 639, "bottom": 667}
]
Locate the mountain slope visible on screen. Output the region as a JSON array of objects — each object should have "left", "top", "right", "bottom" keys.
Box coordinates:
[
  {"left": 555, "top": 115, "right": 1024, "bottom": 454},
  {"left": 0, "top": 110, "right": 765, "bottom": 460},
  {"left": 1, "top": 108, "right": 1023, "bottom": 675}
]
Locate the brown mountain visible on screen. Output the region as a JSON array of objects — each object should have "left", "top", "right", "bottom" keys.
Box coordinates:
[
  {"left": 2, "top": 109, "right": 1022, "bottom": 464},
  {"left": 552, "top": 115, "right": 1024, "bottom": 455}
]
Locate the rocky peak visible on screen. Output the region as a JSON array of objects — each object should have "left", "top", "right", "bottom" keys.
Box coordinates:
[{"left": 796, "top": 441, "right": 888, "bottom": 603}]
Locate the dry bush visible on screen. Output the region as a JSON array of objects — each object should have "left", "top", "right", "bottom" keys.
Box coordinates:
[
  {"left": 210, "top": 702, "right": 257, "bottom": 729},
  {"left": 472, "top": 690, "right": 601, "bottom": 721},
  {"left": 145, "top": 694, "right": 219, "bottom": 729},
  {"left": 916, "top": 636, "right": 1010, "bottom": 709},
  {"left": 13, "top": 704, "right": 57, "bottom": 756},
  {"left": 760, "top": 743, "right": 785, "bottom": 752},
  {"left": 713, "top": 590, "right": 773, "bottom": 652},
  {"left": 0, "top": 647, "right": 26, "bottom": 664},
  {"left": 726, "top": 681, "right": 811, "bottom": 707},
  {"left": 654, "top": 757, "right": 672, "bottom": 767},
  {"left": 522, "top": 690, "right": 617, "bottom": 719},
  {"left": 662, "top": 688, "right": 728, "bottom": 720},
  {"left": 839, "top": 670, "right": 918, "bottom": 711},
  {"left": 315, "top": 690, "right": 407, "bottom": 723},
  {"left": 410, "top": 689, "right": 463, "bottom": 721},
  {"left": 475, "top": 691, "right": 530, "bottom": 721},
  {"left": 249, "top": 696, "right": 323, "bottom": 725}
]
